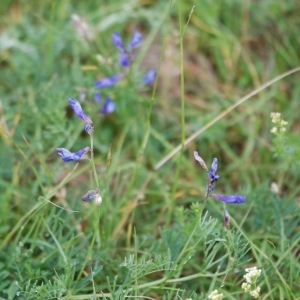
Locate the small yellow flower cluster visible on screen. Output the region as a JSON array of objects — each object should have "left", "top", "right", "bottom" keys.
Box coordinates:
[
  {"left": 208, "top": 289, "right": 223, "bottom": 300},
  {"left": 241, "top": 266, "right": 262, "bottom": 299},
  {"left": 270, "top": 112, "right": 288, "bottom": 134}
]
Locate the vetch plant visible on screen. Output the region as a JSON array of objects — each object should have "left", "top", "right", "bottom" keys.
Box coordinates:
[
  {"left": 94, "top": 30, "right": 157, "bottom": 114},
  {"left": 194, "top": 151, "right": 246, "bottom": 228},
  {"left": 194, "top": 151, "right": 246, "bottom": 203},
  {"left": 56, "top": 98, "right": 103, "bottom": 205}
]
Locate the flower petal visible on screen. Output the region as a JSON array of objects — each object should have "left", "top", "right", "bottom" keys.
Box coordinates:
[
  {"left": 143, "top": 69, "right": 157, "bottom": 85},
  {"left": 82, "top": 188, "right": 100, "bottom": 202},
  {"left": 119, "top": 51, "right": 130, "bottom": 68},
  {"left": 212, "top": 194, "right": 246, "bottom": 204},
  {"left": 56, "top": 148, "right": 73, "bottom": 162},
  {"left": 68, "top": 98, "right": 93, "bottom": 124},
  {"left": 95, "top": 74, "right": 124, "bottom": 88},
  {"left": 112, "top": 32, "right": 125, "bottom": 50},
  {"left": 56, "top": 147, "right": 90, "bottom": 162},
  {"left": 208, "top": 157, "right": 220, "bottom": 183},
  {"left": 209, "top": 158, "right": 218, "bottom": 176},
  {"left": 101, "top": 97, "right": 116, "bottom": 114},
  {"left": 128, "top": 30, "right": 142, "bottom": 50},
  {"left": 193, "top": 151, "right": 208, "bottom": 170},
  {"left": 94, "top": 91, "right": 102, "bottom": 103}
]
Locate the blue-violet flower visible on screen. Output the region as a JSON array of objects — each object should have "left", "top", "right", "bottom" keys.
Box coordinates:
[
  {"left": 82, "top": 189, "right": 102, "bottom": 205},
  {"left": 101, "top": 97, "right": 116, "bottom": 114},
  {"left": 119, "top": 51, "right": 130, "bottom": 68},
  {"left": 208, "top": 158, "right": 220, "bottom": 184},
  {"left": 143, "top": 69, "right": 157, "bottom": 85},
  {"left": 206, "top": 157, "right": 220, "bottom": 196},
  {"left": 212, "top": 194, "right": 246, "bottom": 204},
  {"left": 82, "top": 188, "right": 100, "bottom": 202},
  {"left": 94, "top": 91, "right": 102, "bottom": 103},
  {"left": 57, "top": 146, "right": 90, "bottom": 162},
  {"left": 95, "top": 74, "right": 124, "bottom": 88},
  {"left": 112, "top": 32, "right": 125, "bottom": 50},
  {"left": 69, "top": 98, "right": 93, "bottom": 125},
  {"left": 112, "top": 30, "right": 143, "bottom": 68},
  {"left": 128, "top": 30, "right": 143, "bottom": 50}
]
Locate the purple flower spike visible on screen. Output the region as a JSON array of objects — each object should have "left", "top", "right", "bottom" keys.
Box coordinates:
[
  {"left": 68, "top": 98, "right": 93, "bottom": 125},
  {"left": 56, "top": 146, "right": 90, "bottom": 162},
  {"left": 112, "top": 32, "right": 125, "bottom": 50},
  {"left": 101, "top": 97, "right": 116, "bottom": 114},
  {"left": 143, "top": 69, "right": 157, "bottom": 85},
  {"left": 212, "top": 194, "right": 246, "bottom": 204},
  {"left": 128, "top": 30, "right": 143, "bottom": 50},
  {"left": 95, "top": 74, "right": 124, "bottom": 88}
]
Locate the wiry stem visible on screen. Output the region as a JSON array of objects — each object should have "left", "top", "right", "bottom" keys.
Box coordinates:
[{"left": 89, "top": 133, "right": 100, "bottom": 190}]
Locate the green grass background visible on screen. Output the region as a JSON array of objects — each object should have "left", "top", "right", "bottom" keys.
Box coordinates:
[{"left": 0, "top": 0, "right": 299, "bottom": 299}]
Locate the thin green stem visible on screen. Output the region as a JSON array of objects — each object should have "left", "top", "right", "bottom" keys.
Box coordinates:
[
  {"left": 179, "top": 1, "right": 186, "bottom": 148},
  {"left": 89, "top": 133, "right": 100, "bottom": 190},
  {"left": 166, "top": 0, "right": 186, "bottom": 226},
  {"left": 72, "top": 132, "right": 102, "bottom": 285}
]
